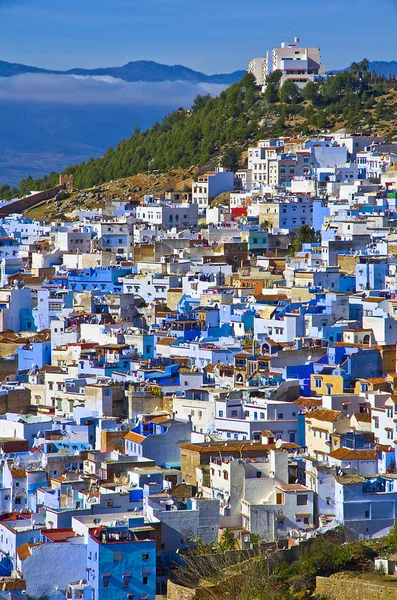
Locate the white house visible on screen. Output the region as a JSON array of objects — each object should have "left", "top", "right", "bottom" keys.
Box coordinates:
[
  {"left": 136, "top": 203, "right": 198, "bottom": 228},
  {"left": 192, "top": 168, "right": 234, "bottom": 210}
]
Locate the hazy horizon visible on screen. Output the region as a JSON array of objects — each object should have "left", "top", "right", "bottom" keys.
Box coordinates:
[{"left": 1, "top": 0, "right": 397, "bottom": 74}]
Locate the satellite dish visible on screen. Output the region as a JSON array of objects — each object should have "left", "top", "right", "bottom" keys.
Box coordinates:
[{"left": 275, "top": 439, "right": 283, "bottom": 449}]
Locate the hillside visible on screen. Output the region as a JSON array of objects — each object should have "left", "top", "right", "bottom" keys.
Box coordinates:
[
  {"left": 24, "top": 168, "right": 194, "bottom": 221},
  {"left": 0, "top": 58, "right": 245, "bottom": 84},
  {"left": 2, "top": 61, "right": 397, "bottom": 202}
]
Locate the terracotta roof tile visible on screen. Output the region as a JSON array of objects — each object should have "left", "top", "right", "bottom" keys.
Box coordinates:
[
  {"left": 292, "top": 397, "right": 322, "bottom": 407},
  {"left": 329, "top": 448, "right": 378, "bottom": 461},
  {"left": 11, "top": 469, "right": 27, "bottom": 479},
  {"left": 156, "top": 337, "right": 177, "bottom": 346},
  {"left": 376, "top": 444, "right": 393, "bottom": 452},
  {"left": 305, "top": 408, "right": 342, "bottom": 423},
  {"left": 17, "top": 542, "right": 39, "bottom": 560},
  {"left": 124, "top": 431, "right": 145, "bottom": 444},
  {"left": 353, "top": 412, "right": 371, "bottom": 423}
]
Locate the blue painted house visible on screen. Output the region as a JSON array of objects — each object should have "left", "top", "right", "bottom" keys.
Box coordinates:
[
  {"left": 86, "top": 517, "right": 156, "bottom": 600},
  {"left": 52, "top": 265, "right": 132, "bottom": 294}
]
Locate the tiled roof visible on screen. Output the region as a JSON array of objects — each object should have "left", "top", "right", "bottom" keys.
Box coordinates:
[
  {"left": 376, "top": 444, "right": 393, "bottom": 452},
  {"left": 292, "top": 397, "right": 322, "bottom": 407},
  {"left": 41, "top": 528, "right": 77, "bottom": 542},
  {"left": 147, "top": 416, "right": 170, "bottom": 423},
  {"left": 124, "top": 431, "right": 145, "bottom": 443},
  {"left": 17, "top": 542, "right": 39, "bottom": 560},
  {"left": 11, "top": 469, "right": 27, "bottom": 479},
  {"left": 353, "top": 412, "right": 371, "bottom": 423},
  {"left": 277, "top": 483, "right": 309, "bottom": 492},
  {"left": 305, "top": 408, "right": 341, "bottom": 422},
  {"left": 156, "top": 337, "right": 177, "bottom": 346},
  {"left": 357, "top": 377, "right": 388, "bottom": 384},
  {"left": 328, "top": 448, "right": 378, "bottom": 461},
  {"left": 180, "top": 441, "right": 299, "bottom": 453}
]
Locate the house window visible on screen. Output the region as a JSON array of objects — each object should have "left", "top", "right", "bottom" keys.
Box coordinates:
[
  {"left": 108, "top": 501, "right": 114, "bottom": 508},
  {"left": 114, "top": 552, "right": 122, "bottom": 561},
  {"left": 143, "top": 576, "right": 148, "bottom": 585},
  {"left": 103, "top": 575, "right": 110, "bottom": 588},
  {"left": 325, "top": 384, "right": 333, "bottom": 395},
  {"left": 297, "top": 494, "right": 308, "bottom": 506},
  {"left": 231, "top": 410, "right": 238, "bottom": 418},
  {"left": 365, "top": 510, "right": 370, "bottom": 519},
  {"left": 142, "top": 553, "right": 149, "bottom": 561},
  {"left": 123, "top": 575, "right": 130, "bottom": 588},
  {"left": 387, "top": 430, "right": 393, "bottom": 440},
  {"left": 373, "top": 417, "right": 379, "bottom": 429},
  {"left": 314, "top": 377, "right": 321, "bottom": 389}
]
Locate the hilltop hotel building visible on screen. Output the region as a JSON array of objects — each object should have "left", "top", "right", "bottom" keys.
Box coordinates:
[{"left": 248, "top": 37, "right": 325, "bottom": 91}]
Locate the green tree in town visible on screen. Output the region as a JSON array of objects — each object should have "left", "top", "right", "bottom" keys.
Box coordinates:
[
  {"left": 263, "top": 70, "right": 283, "bottom": 104},
  {"left": 279, "top": 80, "right": 301, "bottom": 104},
  {"left": 301, "top": 81, "right": 318, "bottom": 104},
  {"left": 218, "top": 528, "right": 236, "bottom": 553},
  {"left": 221, "top": 146, "right": 242, "bottom": 172},
  {"left": 290, "top": 225, "right": 319, "bottom": 255}
]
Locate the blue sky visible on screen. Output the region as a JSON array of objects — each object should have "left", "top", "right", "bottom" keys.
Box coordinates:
[{"left": 0, "top": 0, "right": 396, "bottom": 73}]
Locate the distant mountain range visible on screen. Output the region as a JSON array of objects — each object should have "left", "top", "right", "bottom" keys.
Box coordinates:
[
  {"left": 364, "top": 61, "right": 397, "bottom": 77},
  {"left": 327, "top": 61, "right": 397, "bottom": 77},
  {"left": 1, "top": 56, "right": 397, "bottom": 187},
  {"left": 0, "top": 59, "right": 246, "bottom": 84},
  {"left": 3, "top": 57, "right": 397, "bottom": 84}
]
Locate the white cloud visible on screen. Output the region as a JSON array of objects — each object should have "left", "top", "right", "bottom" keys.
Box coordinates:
[{"left": 0, "top": 73, "right": 226, "bottom": 106}]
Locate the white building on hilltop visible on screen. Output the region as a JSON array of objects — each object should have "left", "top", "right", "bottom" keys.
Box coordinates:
[
  {"left": 192, "top": 168, "right": 235, "bottom": 210},
  {"left": 248, "top": 37, "right": 325, "bottom": 89}
]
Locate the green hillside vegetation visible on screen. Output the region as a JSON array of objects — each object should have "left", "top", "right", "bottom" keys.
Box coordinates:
[{"left": 1, "top": 59, "right": 396, "bottom": 201}]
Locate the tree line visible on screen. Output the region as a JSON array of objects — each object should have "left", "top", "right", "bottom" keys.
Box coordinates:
[{"left": 0, "top": 60, "right": 395, "bottom": 201}]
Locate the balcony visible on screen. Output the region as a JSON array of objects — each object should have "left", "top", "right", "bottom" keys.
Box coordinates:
[{"left": 282, "top": 59, "right": 309, "bottom": 71}]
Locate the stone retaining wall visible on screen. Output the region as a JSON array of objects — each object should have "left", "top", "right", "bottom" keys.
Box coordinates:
[{"left": 315, "top": 576, "right": 397, "bottom": 600}]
